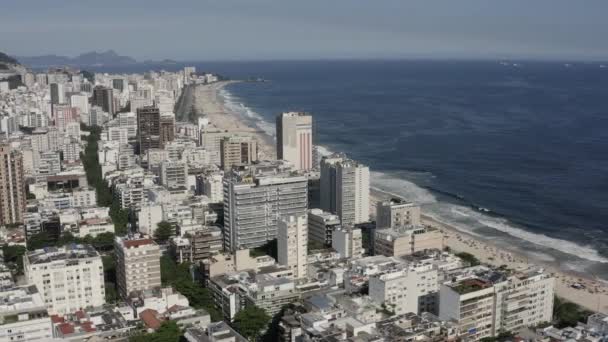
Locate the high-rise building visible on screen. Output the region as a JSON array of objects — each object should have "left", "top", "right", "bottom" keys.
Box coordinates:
[
  {"left": 24, "top": 245, "right": 105, "bottom": 314},
  {"left": 277, "top": 215, "right": 308, "bottom": 279},
  {"left": 69, "top": 93, "right": 89, "bottom": 114},
  {"left": 276, "top": 112, "right": 313, "bottom": 170},
  {"left": 0, "top": 286, "right": 53, "bottom": 341},
  {"left": 376, "top": 198, "right": 421, "bottom": 228},
  {"left": 223, "top": 161, "right": 308, "bottom": 251},
  {"left": 137, "top": 106, "right": 161, "bottom": 155},
  {"left": 191, "top": 226, "right": 223, "bottom": 263},
  {"left": 117, "top": 111, "right": 138, "bottom": 138},
  {"left": 200, "top": 128, "right": 233, "bottom": 165},
  {"left": 203, "top": 173, "right": 224, "bottom": 203},
  {"left": 332, "top": 226, "right": 364, "bottom": 259},
  {"left": 114, "top": 235, "right": 162, "bottom": 299},
  {"left": 92, "top": 85, "right": 114, "bottom": 115},
  {"left": 220, "top": 136, "right": 258, "bottom": 171},
  {"left": 160, "top": 113, "right": 176, "bottom": 148},
  {"left": 307, "top": 208, "right": 341, "bottom": 246},
  {"left": 49, "top": 83, "right": 65, "bottom": 105},
  {"left": 0, "top": 144, "right": 26, "bottom": 225},
  {"left": 320, "top": 154, "right": 370, "bottom": 226},
  {"left": 112, "top": 78, "right": 126, "bottom": 92}
]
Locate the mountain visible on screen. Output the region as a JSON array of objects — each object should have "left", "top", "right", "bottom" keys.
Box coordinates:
[
  {"left": 16, "top": 50, "right": 138, "bottom": 68},
  {"left": 0, "top": 52, "right": 19, "bottom": 66}
]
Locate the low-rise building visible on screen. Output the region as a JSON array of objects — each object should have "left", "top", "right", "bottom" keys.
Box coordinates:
[
  {"left": 0, "top": 285, "right": 53, "bottom": 341},
  {"left": 374, "top": 225, "right": 443, "bottom": 257}
]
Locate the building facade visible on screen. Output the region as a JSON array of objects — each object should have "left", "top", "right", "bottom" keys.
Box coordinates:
[
  {"left": 276, "top": 112, "right": 313, "bottom": 171},
  {"left": 114, "top": 236, "right": 162, "bottom": 299},
  {"left": 137, "top": 106, "right": 161, "bottom": 155},
  {"left": 278, "top": 215, "right": 308, "bottom": 279},
  {"left": 0, "top": 144, "right": 26, "bottom": 225}
]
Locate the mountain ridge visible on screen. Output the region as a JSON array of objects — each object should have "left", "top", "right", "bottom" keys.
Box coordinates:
[{"left": 16, "top": 50, "right": 139, "bottom": 68}]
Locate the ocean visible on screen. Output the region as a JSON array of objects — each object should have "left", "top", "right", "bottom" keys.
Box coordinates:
[{"left": 95, "top": 60, "right": 608, "bottom": 279}]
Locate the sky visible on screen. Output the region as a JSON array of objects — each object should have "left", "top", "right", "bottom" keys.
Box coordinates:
[{"left": 2, "top": 0, "right": 608, "bottom": 61}]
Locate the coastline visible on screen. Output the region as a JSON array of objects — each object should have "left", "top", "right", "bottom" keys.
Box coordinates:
[{"left": 188, "top": 80, "right": 608, "bottom": 314}]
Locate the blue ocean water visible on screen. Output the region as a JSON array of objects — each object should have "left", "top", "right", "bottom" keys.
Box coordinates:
[
  {"left": 95, "top": 60, "right": 608, "bottom": 278},
  {"left": 209, "top": 60, "right": 608, "bottom": 278}
]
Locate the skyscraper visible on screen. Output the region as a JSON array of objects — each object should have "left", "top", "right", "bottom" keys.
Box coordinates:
[
  {"left": 276, "top": 112, "right": 313, "bottom": 170},
  {"left": 49, "top": 83, "right": 65, "bottom": 105},
  {"left": 277, "top": 215, "right": 308, "bottom": 279},
  {"left": 0, "top": 144, "right": 26, "bottom": 225},
  {"left": 137, "top": 106, "right": 161, "bottom": 155},
  {"left": 159, "top": 112, "right": 176, "bottom": 148},
  {"left": 320, "top": 154, "right": 370, "bottom": 226},
  {"left": 220, "top": 135, "right": 258, "bottom": 171},
  {"left": 92, "top": 85, "right": 114, "bottom": 115}
]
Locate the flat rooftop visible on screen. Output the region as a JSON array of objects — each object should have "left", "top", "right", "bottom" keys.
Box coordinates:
[{"left": 26, "top": 244, "right": 99, "bottom": 264}]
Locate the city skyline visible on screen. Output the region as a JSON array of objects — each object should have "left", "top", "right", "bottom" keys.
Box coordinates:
[{"left": 3, "top": 0, "right": 608, "bottom": 61}]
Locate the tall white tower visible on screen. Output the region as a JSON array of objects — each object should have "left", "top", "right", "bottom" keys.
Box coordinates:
[
  {"left": 278, "top": 215, "right": 308, "bottom": 279},
  {"left": 276, "top": 112, "right": 313, "bottom": 170}
]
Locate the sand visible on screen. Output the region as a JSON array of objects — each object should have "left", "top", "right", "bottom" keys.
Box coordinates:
[{"left": 190, "top": 80, "right": 608, "bottom": 314}]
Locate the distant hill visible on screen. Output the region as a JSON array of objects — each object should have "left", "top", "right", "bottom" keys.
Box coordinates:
[
  {"left": 0, "top": 52, "right": 19, "bottom": 65},
  {"left": 17, "top": 50, "right": 138, "bottom": 68}
]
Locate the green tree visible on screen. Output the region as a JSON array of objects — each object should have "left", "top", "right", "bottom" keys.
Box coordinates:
[
  {"left": 233, "top": 306, "right": 271, "bottom": 341},
  {"left": 2, "top": 245, "right": 26, "bottom": 273},
  {"left": 92, "top": 232, "right": 115, "bottom": 251},
  {"left": 455, "top": 252, "right": 481, "bottom": 266},
  {"left": 26, "top": 232, "right": 55, "bottom": 251},
  {"left": 154, "top": 221, "right": 173, "bottom": 243},
  {"left": 129, "top": 321, "right": 181, "bottom": 342},
  {"left": 553, "top": 296, "right": 592, "bottom": 328}
]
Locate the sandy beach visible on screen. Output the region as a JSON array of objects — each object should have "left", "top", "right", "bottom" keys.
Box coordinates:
[{"left": 189, "top": 80, "right": 608, "bottom": 314}]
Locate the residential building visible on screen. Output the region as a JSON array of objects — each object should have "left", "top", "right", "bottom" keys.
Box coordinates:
[
  {"left": 115, "top": 236, "right": 162, "bottom": 299},
  {"left": 376, "top": 198, "right": 422, "bottom": 228},
  {"left": 159, "top": 112, "right": 175, "bottom": 148},
  {"left": 23, "top": 245, "right": 105, "bottom": 314},
  {"left": 220, "top": 135, "right": 258, "bottom": 171},
  {"left": 320, "top": 154, "right": 370, "bottom": 225},
  {"left": 0, "top": 144, "right": 26, "bottom": 225},
  {"left": 276, "top": 112, "right": 313, "bottom": 171},
  {"left": 307, "top": 208, "right": 341, "bottom": 246},
  {"left": 203, "top": 172, "right": 223, "bottom": 203},
  {"left": 278, "top": 215, "right": 308, "bottom": 279},
  {"left": 137, "top": 106, "right": 161, "bottom": 155},
  {"left": 191, "top": 226, "right": 223, "bottom": 263},
  {"left": 92, "top": 85, "right": 114, "bottom": 115},
  {"left": 374, "top": 226, "right": 444, "bottom": 257},
  {"left": 0, "top": 285, "right": 53, "bottom": 341},
  {"left": 332, "top": 226, "right": 364, "bottom": 259},
  {"left": 160, "top": 160, "right": 188, "bottom": 190}
]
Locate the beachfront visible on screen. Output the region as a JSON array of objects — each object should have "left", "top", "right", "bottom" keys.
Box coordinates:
[{"left": 186, "top": 80, "right": 608, "bottom": 314}]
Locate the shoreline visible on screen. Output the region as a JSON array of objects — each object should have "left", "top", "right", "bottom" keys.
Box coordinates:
[{"left": 190, "top": 80, "right": 608, "bottom": 314}]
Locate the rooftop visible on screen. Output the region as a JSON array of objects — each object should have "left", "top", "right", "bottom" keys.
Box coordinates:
[{"left": 26, "top": 244, "right": 99, "bottom": 264}]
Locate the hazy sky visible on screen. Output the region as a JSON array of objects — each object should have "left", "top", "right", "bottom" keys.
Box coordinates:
[{"left": 2, "top": 0, "right": 608, "bottom": 61}]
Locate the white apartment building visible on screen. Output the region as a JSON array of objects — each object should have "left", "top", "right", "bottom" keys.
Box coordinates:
[
  {"left": 376, "top": 198, "right": 421, "bottom": 228},
  {"left": 320, "top": 154, "right": 370, "bottom": 225},
  {"left": 0, "top": 285, "right": 53, "bottom": 341},
  {"left": 278, "top": 215, "right": 309, "bottom": 279},
  {"left": 439, "top": 268, "right": 554, "bottom": 341},
  {"left": 116, "top": 111, "right": 138, "bottom": 138},
  {"left": 138, "top": 204, "right": 164, "bottom": 235},
  {"left": 223, "top": 162, "right": 308, "bottom": 251},
  {"left": 374, "top": 226, "right": 444, "bottom": 257},
  {"left": 24, "top": 245, "right": 106, "bottom": 314},
  {"left": 203, "top": 172, "right": 224, "bottom": 203},
  {"left": 369, "top": 263, "right": 438, "bottom": 316},
  {"left": 108, "top": 126, "right": 129, "bottom": 145},
  {"left": 77, "top": 217, "right": 114, "bottom": 238},
  {"left": 308, "top": 208, "right": 341, "bottom": 246},
  {"left": 114, "top": 235, "right": 162, "bottom": 299},
  {"left": 160, "top": 160, "right": 188, "bottom": 190},
  {"left": 276, "top": 112, "right": 313, "bottom": 171},
  {"left": 332, "top": 226, "right": 364, "bottom": 259},
  {"left": 70, "top": 93, "right": 89, "bottom": 114}
]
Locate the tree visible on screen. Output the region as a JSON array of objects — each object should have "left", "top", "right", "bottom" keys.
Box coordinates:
[
  {"left": 92, "top": 232, "right": 115, "bottom": 251},
  {"left": 154, "top": 221, "right": 173, "bottom": 243},
  {"left": 26, "top": 232, "right": 55, "bottom": 251},
  {"left": 233, "top": 306, "right": 271, "bottom": 341},
  {"left": 2, "top": 245, "right": 26, "bottom": 273},
  {"left": 455, "top": 252, "right": 481, "bottom": 266},
  {"left": 553, "top": 296, "right": 592, "bottom": 328},
  {"left": 129, "top": 321, "right": 181, "bottom": 342}
]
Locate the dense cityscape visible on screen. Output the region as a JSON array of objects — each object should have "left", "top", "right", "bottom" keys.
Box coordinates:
[{"left": 0, "top": 55, "right": 606, "bottom": 342}]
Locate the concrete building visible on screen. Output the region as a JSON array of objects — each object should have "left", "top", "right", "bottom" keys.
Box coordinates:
[
  {"left": 137, "top": 106, "right": 161, "bottom": 155},
  {"left": 320, "top": 154, "right": 370, "bottom": 225},
  {"left": 77, "top": 217, "right": 114, "bottom": 238},
  {"left": 0, "top": 285, "right": 53, "bottom": 341},
  {"left": 24, "top": 245, "right": 105, "bottom": 314},
  {"left": 278, "top": 215, "right": 308, "bottom": 279},
  {"left": 276, "top": 112, "right": 313, "bottom": 171},
  {"left": 332, "top": 226, "right": 364, "bottom": 259},
  {"left": 223, "top": 162, "right": 308, "bottom": 251},
  {"left": 0, "top": 144, "right": 26, "bottom": 225},
  {"left": 138, "top": 204, "right": 164, "bottom": 236},
  {"left": 439, "top": 267, "right": 554, "bottom": 341},
  {"left": 376, "top": 198, "right": 421, "bottom": 228},
  {"left": 369, "top": 263, "right": 438, "bottom": 316},
  {"left": 307, "top": 208, "right": 341, "bottom": 246},
  {"left": 70, "top": 93, "right": 89, "bottom": 114},
  {"left": 117, "top": 111, "right": 138, "bottom": 138},
  {"left": 220, "top": 136, "right": 258, "bottom": 171},
  {"left": 159, "top": 112, "right": 175, "bottom": 148},
  {"left": 50, "top": 83, "right": 65, "bottom": 105},
  {"left": 114, "top": 236, "right": 162, "bottom": 299},
  {"left": 191, "top": 226, "right": 224, "bottom": 263},
  {"left": 374, "top": 226, "right": 444, "bottom": 257},
  {"left": 92, "top": 85, "right": 114, "bottom": 115},
  {"left": 160, "top": 160, "right": 188, "bottom": 190},
  {"left": 203, "top": 172, "right": 224, "bottom": 203}
]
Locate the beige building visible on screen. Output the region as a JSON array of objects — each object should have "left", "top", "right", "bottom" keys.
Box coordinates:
[
  {"left": 374, "top": 226, "right": 443, "bottom": 257},
  {"left": 332, "top": 226, "right": 364, "bottom": 259},
  {"left": 220, "top": 135, "right": 258, "bottom": 171},
  {"left": 0, "top": 144, "right": 26, "bottom": 225},
  {"left": 277, "top": 215, "right": 308, "bottom": 279},
  {"left": 376, "top": 198, "right": 421, "bottom": 228},
  {"left": 115, "top": 236, "right": 162, "bottom": 299},
  {"left": 276, "top": 112, "right": 313, "bottom": 171}
]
